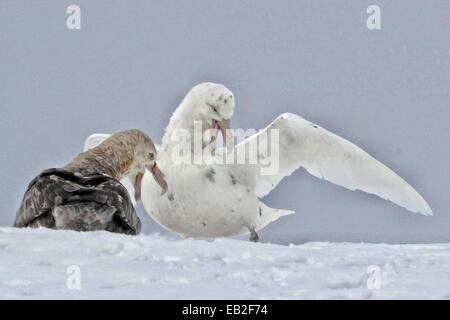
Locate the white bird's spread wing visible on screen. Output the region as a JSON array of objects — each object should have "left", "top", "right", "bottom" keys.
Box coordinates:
[{"left": 229, "top": 113, "right": 432, "bottom": 216}]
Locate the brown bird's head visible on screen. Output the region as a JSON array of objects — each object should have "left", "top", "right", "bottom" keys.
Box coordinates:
[
  {"left": 127, "top": 130, "right": 168, "bottom": 200},
  {"left": 65, "top": 129, "right": 168, "bottom": 200}
]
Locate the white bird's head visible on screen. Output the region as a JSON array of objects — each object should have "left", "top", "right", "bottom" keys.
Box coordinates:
[
  {"left": 188, "top": 82, "right": 235, "bottom": 122},
  {"left": 163, "top": 82, "right": 235, "bottom": 152}
]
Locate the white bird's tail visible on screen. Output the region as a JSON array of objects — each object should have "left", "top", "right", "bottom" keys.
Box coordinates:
[{"left": 255, "top": 201, "right": 295, "bottom": 231}]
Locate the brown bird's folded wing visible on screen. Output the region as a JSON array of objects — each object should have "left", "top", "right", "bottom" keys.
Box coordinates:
[{"left": 14, "top": 169, "right": 141, "bottom": 235}]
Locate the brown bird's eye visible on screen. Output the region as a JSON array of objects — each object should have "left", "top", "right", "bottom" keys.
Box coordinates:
[{"left": 149, "top": 152, "right": 154, "bottom": 159}]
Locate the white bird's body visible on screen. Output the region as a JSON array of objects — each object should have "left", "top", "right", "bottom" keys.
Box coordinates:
[
  {"left": 85, "top": 83, "right": 432, "bottom": 240},
  {"left": 141, "top": 159, "right": 293, "bottom": 238}
]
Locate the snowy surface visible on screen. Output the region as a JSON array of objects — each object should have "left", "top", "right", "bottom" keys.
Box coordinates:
[{"left": 1, "top": 227, "right": 449, "bottom": 299}]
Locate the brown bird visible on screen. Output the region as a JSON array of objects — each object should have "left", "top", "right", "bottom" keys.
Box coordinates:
[{"left": 14, "top": 129, "right": 167, "bottom": 235}]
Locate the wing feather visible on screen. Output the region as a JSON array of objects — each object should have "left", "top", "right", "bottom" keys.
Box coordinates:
[
  {"left": 15, "top": 169, "right": 141, "bottom": 234},
  {"left": 229, "top": 113, "right": 432, "bottom": 216}
]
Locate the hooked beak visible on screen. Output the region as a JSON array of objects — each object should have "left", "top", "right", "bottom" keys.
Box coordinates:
[
  {"left": 210, "top": 119, "right": 234, "bottom": 153},
  {"left": 146, "top": 162, "right": 168, "bottom": 196}
]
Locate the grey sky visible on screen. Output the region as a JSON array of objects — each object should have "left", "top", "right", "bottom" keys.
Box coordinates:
[{"left": 1, "top": 1, "right": 448, "bottom": 244}]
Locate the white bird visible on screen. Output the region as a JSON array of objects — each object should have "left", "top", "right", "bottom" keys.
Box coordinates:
[{"left": 85, "top": 83, "right": 432, "bottom": 241}]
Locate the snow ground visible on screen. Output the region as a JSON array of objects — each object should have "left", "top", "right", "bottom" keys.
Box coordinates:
[{"left": 0, "top": 227, "right": 449, "bottom": 299}]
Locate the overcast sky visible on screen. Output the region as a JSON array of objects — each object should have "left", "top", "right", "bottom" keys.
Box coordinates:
[{"left": 1, "top": 1, "right": 448, "bottom": 244}]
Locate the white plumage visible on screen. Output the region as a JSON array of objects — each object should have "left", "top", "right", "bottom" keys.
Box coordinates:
[
  {"left": 229, "top": 113, "right": 432, "bottom": 216},
  {"left": 85, "top": 83, "right": 432, "bottom": 241}
]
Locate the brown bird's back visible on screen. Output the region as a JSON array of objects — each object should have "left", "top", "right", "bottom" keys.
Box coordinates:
[{"left": 14, "top": 129, "right": 157, "bottom": 234}]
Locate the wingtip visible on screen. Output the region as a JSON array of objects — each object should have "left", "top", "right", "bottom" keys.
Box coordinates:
[
  {"left": 415, "top": 202, "right": 433, "bottom": 217},
  {"left": 84, "top": 133, "right": 111, "bottom": 152},
  {"left": 422, "top": 206, "right": 433, "bottom": 217}
]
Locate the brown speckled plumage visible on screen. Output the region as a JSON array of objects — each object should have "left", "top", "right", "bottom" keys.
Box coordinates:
[
  {"left": 14, "top": 129, "right": 158, "bottom": 235},
  {"left": 64, "top": 129, "right": 155, "bottom": 179}
]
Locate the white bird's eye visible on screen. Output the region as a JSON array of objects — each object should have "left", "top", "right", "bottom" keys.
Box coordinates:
[
  {"left": 206, "top": 102, "right": 219, "bottom": 114},
  {"left": 149, "top": 152, "right": 154, "bottom": 160}
]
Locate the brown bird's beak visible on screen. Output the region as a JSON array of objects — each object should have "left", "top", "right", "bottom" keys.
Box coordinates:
[
  {"left": 134, "top": 172, "right": 144, "bottom": 202},
  {"left": 147, "top": 162, "right": 168, "bottom": 196}
]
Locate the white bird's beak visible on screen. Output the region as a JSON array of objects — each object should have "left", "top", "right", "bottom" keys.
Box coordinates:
[{"left": 210, "top": 119, "right": 234, "bottom": 153}]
